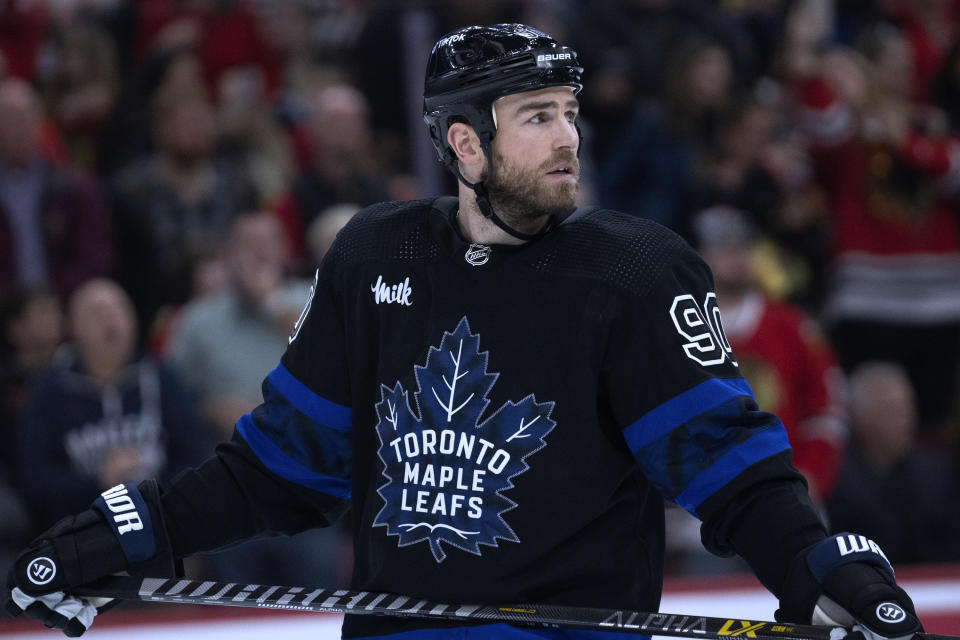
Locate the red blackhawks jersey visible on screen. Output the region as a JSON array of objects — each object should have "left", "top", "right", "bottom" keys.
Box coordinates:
[
  {"left": 797, "top": 76, "right": 960, "bottom": 325},
  {"left": 720, "top": 293, "right": 845, "bottom": 498}
]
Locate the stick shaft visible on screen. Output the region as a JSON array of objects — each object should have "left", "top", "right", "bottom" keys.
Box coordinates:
[{"left": 72, "top": 576, "right": 952, "bottom": 640}]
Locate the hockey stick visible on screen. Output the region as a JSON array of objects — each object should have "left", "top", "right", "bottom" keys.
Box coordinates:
[{"left": 73, "top": 575, "right": 955, "bottom": 640}]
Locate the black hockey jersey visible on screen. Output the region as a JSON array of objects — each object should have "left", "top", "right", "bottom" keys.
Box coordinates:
[{"left": 167, "top": 197, "right": 820, "bottom": 639}]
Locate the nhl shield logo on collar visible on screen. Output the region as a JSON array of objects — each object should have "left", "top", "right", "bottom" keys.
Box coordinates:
[{"left": 465, "top": 244, "right": 491, "bottom": 266}]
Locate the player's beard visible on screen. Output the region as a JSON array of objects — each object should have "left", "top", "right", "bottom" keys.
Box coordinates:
[{"left": 485, "top": 150, "right": 579, "bottom": 231}]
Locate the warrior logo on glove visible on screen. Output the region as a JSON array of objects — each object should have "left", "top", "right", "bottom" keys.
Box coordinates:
[
  {"left": 877, "top": 603, "right": 907, "bottom": 624},
  {"left": 26, "top": 557, "right": 56, "bottom": 586}
]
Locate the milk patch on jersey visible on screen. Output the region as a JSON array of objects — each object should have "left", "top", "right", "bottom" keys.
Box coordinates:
[
  {"left": 371, "top": 275, "right": 413, "bottom": 306},
  {"left": 373, "top": 317, "right": 555, "bottom": 562}
]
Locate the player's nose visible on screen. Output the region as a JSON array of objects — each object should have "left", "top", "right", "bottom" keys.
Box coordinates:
[{"left": 552, "top": 116, "right": 578, "bottom": 152}]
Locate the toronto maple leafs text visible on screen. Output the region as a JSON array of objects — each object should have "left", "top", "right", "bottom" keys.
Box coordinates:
[{"left": 387, "top": 429, "right": 512, "bottom": 518}]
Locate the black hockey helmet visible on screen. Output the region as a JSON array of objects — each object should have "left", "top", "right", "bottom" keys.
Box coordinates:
[
  {"left": 422, "top": 24, "right": 583, "bottom": 241},
  {"left": 423, "top": 23, "right": 583, "bottom": 174}
]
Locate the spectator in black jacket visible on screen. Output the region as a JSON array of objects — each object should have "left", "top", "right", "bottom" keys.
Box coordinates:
[
  {"left": 14, "top": 278, "right": 205, "bottom": 531},
  {"left": 0, "top": 286, "right": 63, "bottom": 475},
  {"left": 827, "top": 361, "right": 960, "bottom": 563},
  {"left": 110, "top": 81, "right": 258, "bottom": 335}
]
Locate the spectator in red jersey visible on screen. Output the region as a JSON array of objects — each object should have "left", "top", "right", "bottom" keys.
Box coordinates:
[
  {"left": 883, "top": 0, "right": 960, "bottom": 101},
  {"left": 784, "top": 13, "right": 960, "bottom": 437},
  {"left": 693, "top": 205, "right": 846, "bottom": 504},
  {"left": 0, "top": 78, "right": 112, "bottom": 303}
]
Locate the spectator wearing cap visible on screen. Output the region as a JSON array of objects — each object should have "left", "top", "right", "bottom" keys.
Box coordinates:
[
  {"left": 693, "top": 206, "right": 847, "bottom": 505},
  {"left": 663, "top": 205, "right": 846, "bottom": 577},
  {"left": 666, "top": 205, "right": 846, "bottom": 575}
]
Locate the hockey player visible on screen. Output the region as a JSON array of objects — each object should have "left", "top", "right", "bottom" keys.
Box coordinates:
[{"left": 6, "top": 24, "right": 923, "bottom": 640}]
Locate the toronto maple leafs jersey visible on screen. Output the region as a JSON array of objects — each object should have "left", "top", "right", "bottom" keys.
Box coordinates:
[{"left": 160, "top": 197, "right": 825, "bottom": 639}]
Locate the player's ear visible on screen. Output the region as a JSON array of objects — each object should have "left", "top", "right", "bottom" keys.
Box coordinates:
[{"left": 447, "top": 122, "right": 484, "bottom": 170}]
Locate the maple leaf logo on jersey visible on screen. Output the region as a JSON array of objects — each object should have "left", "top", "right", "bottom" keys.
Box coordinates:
[{"left": 373, "top": 317, "right": 555, "bottom": 562}]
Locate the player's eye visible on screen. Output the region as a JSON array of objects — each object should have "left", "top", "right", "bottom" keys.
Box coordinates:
[
  {"left": 529, "top": 112, "right": 549, "bottom": 124},
  {"left": 565, "top": 110, "right": 578, "bottom": 123}
]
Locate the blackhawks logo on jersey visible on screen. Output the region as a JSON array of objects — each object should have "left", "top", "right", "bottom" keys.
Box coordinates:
[{"left": 373, "top": 317, "right": 555, "bottom": 562}]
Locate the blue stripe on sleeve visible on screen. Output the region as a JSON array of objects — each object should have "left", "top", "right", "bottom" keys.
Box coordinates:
[
  {"left": 675, "top": 423, "right": 791, "bottom": 516},
  {"left": 622, "top": 377, "right": 754, "bottom": 454},
  {"left": 268, "top": 364, "right": 352, "bottom": 432},
  {"left": 237, "top": 414, "right": 351, "bottom": 498}
]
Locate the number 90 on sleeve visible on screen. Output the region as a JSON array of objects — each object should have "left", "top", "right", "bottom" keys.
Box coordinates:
[{"left": 669, "top": 293, "right": 737, "bottom": 368}]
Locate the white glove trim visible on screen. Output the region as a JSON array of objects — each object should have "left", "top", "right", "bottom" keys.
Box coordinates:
[{"left": 10, "top": 587, "right": 99, "bottom": 632}]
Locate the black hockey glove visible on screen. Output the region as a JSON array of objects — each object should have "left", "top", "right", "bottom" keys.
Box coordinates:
[
  {"left": 777, "top": 532, "right": 922, "bottom": 640},
  {"left": 4, "top": 480, "right": 178, "bottom": 637}
]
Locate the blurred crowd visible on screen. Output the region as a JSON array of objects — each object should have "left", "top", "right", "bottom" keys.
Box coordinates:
[{"left": 1, "top": 0, "right": 959, "bottom": 597}]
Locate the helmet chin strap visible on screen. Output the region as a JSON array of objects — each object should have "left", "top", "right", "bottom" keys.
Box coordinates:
[{"left": 452, "top": 137, "right": 554, "bottom": 243}]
